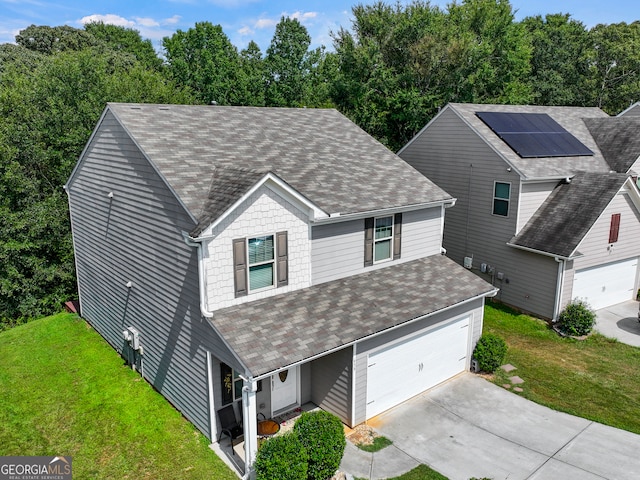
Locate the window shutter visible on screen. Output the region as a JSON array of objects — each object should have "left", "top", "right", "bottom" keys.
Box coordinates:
[
  {"left": 393, "top": 213, "right": 402, "bottom": 260},
  {"left": 276, "top": 231, "right": 289, "bottom": 287},
  {"left": 232, "top": 238, "right": 247, "bottom": 297},
  {"left": 609, "top": 213, "right": 621, "bottom": 244},
  {"left": 364, "top": 217, "right": 374, "bottom": 266}
]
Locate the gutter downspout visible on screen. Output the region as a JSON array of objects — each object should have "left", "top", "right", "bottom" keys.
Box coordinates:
[
  {"left": 182, "top": 232, "right": 214, "bottom": 318},
  {"left": 553, "top": 257, "right": 566, "bottom": 322}
]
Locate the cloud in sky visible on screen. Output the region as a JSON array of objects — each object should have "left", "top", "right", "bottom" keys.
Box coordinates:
[{"left": 79, "top": 14, "right": 135, "bottom": 28}]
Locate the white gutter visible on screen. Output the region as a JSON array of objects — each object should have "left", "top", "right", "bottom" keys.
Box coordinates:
[
  {"left": 250, "top": 287, "right": 498, "bottom": 382},
  {"left": 552, "top": 257, "right": 566, "bottom": 322},
  {"left": 506, "top": 242, "right": 582, "bottom": 261},
  {"left": 310, "top": 199, "right": 456, "bottom": 225}
]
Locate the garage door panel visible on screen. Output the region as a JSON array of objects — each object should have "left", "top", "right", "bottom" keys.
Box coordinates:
[
  {"left": 366, "top": 316, "right": 470, "bottom": 418},
  {"left": 573, "top": 258, "right": 638, "bottom": 310}
]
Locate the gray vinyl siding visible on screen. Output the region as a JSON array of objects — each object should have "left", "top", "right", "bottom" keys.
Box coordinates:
[
  {"left": 352, "top": 299, "right": 484, "bottom": 425},
  {"left": 310, "top": 207, "right": 442, "bottom": 285},
  {"left": 309, "top": 347, "right": 353, "bottom": 426},
  {"left": 67, "top": 110, "right": 238, "bottom": 441},
  {"left": 562, "top": 192, "right": 640, "bottom": 306},
  {"left": 518, "top": 181, "right": 556, "bottom": 233},
  {"left": 400, "top": 107, "right": 558, "bottom": 318}
]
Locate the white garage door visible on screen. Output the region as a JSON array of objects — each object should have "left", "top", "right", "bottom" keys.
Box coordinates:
[
  {"left": 573, "top": 257, "right": 638, "bottom": 310},
  {"left": 366, "top": 316, "right": 470, "bottom": 419}
]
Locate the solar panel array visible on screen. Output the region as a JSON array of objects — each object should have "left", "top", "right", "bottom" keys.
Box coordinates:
[{"left": 476, "top": 111, "right": 594, "bottom": 158}]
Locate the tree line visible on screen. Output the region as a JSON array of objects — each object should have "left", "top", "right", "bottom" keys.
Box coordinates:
[{"left": 1, "top": 0, "right": 639, "bottom": 327}]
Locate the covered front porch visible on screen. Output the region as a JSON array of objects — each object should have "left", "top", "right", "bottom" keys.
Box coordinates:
[{"left": 211, "top": 401, "right": 319, "bottom": 476}]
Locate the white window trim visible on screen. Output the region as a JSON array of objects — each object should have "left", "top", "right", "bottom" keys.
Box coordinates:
[
  {"left": 373, "top": 215, "right": 394, "bottom": 264},
  {"left": 492, "top": 181, "right": 511, "bottom": 217},
  {"left": 247, "top": 233, "right": 277, "bottom": 293}
]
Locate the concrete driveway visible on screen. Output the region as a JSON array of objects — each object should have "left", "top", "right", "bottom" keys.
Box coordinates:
[
  {"left": 341, "top": 374, "right": 640, "bottom": 480},
  {"left": 595, "top": 300, "right": 640, "bottom": 347}
]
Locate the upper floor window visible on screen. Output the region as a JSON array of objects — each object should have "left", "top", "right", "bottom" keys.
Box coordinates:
[
  {"left": 493, "top": 182, "right": 511, "bottom": 216},
  {"left": 233, "top": 232, "right": 288, "bottom": 298},
  {"left": 374, "top": 216, "right": 394, "bottom": 263},
  {"left": 248, "top": 235, "right": 275, "bottom": 291},
  {"left": 364, "top": 213, "right": 402, "bottom": 266}
]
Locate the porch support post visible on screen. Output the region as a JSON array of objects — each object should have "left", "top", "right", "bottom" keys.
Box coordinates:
[{"left": 242, "top": 377, "right": 258, "bottom": 478}]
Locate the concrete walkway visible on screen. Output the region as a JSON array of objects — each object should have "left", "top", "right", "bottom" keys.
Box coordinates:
[
  {"left": 595, "top": 300, "right": 640, "bottom": 347},
  {"left": 340, "top": 374, "right": 640, "bottom": 480}
]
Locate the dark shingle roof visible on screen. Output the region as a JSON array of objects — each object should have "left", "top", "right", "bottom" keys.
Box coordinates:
[
  {"left": 208, "top": 255, "right": 496, "bottom": 377},
  {"left": 584, "top": 117, "right": 640, "bottom": 174},
  {"left": 509, "top": 172, "right": 628, "bottom": 258},
  {"left": 448, "top": 103, "right": 610, "bottom": 179},
  {"left": 107, "top": 104, "right": 452, "bottom": 233}
]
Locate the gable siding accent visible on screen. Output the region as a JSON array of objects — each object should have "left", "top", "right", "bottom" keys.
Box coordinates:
[
  {"left": 564, "top": 192, "right": 640, "bottom": 307},
  {"left": 399, "top": 108, "right": 561, "bottom": 318},
  {"left": 203, "top": 184, "right": 310, "bottom": 311},
  {"left": 232, "top": 238, "right": 248, "bottom": 297},
  {"left": 311, "top": 207, "right": 443, "bottom": 285},
  {"left": 310, "top": 347, "right": 353, "bottom": 426},
  {"left": 517, "top": 181, "right": 557, "bottom": 233},
  {"left": 352, "top": 299, "right": 484, "bottom": 425},
  {"left": 68, "top": 111, "right": 238, "bottom": 441}
]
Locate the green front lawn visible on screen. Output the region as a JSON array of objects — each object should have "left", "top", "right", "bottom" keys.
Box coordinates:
[
  {"left": 484, "top": 302, "right": 640, "bottom": 434},
  {"left": 0, "top": 314, "right": 236, "bottom": 480}
]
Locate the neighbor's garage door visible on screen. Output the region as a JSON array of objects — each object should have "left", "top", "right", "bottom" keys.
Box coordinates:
[
  {"left": 573, "top": 257, "right": 638, "bottom": 310},
  {"left": 366, "top": 316, "right": 470, "bottom": 419}
]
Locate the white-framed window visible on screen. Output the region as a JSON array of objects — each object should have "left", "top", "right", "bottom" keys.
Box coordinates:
[
  {"left": 493, "top": 182, "right": 511, "bottom": 216},
  {"left": 374, "top": 216, "right": 394, "bottom": 263},
  {"left": 248, "top": 234, "right": 275, "bottom": 291}
]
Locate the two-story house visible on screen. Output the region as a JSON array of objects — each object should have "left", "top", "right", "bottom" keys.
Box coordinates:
[
  {"left": 399, "top": 103, "right": 640, "bottom": 321},
  {"left": 65, "top": 103, "right": 497, "bottom": 475}
]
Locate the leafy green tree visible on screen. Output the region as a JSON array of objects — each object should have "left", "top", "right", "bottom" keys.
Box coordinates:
[
  {"left": 588, "top": 21, "right": 640, "bottom": 114},
  {"left": 265, "top": 17, "right": 312, "bottom": 107},
  {"left": 0, "top": 47, "right": 193, "bottom": 324},
  {"left": 15, "top": 25, "right": 97, "bottom": 54},
  {"left": 162, "top": 22, "right": 241, "bottom": 105},
  {"left": 237, "top": 40, "right": 266, "bottom": 106},
  {"left": 84, "top": 22, "right": 163, "bottom": 71},
  {"left": 332, "top": 0, "right": 532, "bottom": 151},
  {"left": 522, "top": 14, "right": 591, "bottom": 106}
]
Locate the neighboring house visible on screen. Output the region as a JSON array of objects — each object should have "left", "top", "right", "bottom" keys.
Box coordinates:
[
  {"left": 618, "top": 102, "right": 640, "bottom": 117},
  {"left": 65, "top": 103, "right": 497, "bottom": 475},
  {"left": 399, "top": 103, "right": 640, "bottom": 321}
]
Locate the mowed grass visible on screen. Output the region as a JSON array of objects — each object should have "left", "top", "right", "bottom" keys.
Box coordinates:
[
  {"left": 485, "top": 302, "right": 640, "bottom": 434},
  {"left": 0, "top": 313, "right": 236, "bottom": 480}
]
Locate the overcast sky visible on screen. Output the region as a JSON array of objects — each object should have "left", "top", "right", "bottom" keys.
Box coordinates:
[{"left": 1, "top": 0, "right": 638, "bottom": 53}]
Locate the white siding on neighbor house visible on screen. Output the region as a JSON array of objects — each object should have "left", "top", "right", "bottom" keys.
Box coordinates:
[
  {"left": 310, "top": 207, "right": 443, "bottom": 285},
  {"left": 629, "top": 157, "right": 640, "bottom": 175},
  {"left": 67, "top": 110, "right": 239, "bottom": 441},
  {"left": 562, "top": 191, "right": 640, "bottom": 308},
  {"left": 203, "top": 185, "right": 311, "bottom": 311},
  {"left": 352, "top": 298, "right": 485, "bottom": 425},
  {"left": 399, "top": 108, "right": 558, "bottom": 318},
  {"left": 517, "top": 181, "right": 557, "bottom": 233}
]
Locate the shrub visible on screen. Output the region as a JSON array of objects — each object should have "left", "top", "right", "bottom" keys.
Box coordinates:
[
  {"left": 293, "top": 411, "right": 346, "bottom": 480},
  {"left": 558, "top": 299, "right": 596, "bottom": 337},
  {"left": 254, "top": 432, "right": 308, "bottom": 480},
  {"left": 473, "top": 333, "right": 507, "bottom": 373}
]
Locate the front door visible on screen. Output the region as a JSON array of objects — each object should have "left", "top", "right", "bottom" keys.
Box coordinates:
[{"left": 271, "top": 366, "right": 298, "bottom": 415}]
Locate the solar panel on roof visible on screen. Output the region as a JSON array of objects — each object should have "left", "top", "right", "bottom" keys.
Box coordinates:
[{"left": 476, "top": 111, "right": 593, "bottom": 158}]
